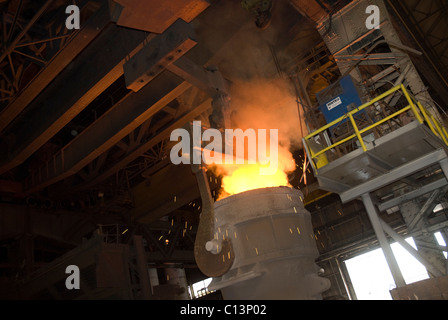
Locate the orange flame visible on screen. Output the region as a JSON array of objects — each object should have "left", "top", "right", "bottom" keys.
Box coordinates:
[
  {"left": 210, "top": 145, "right": 296, "bottom": 200},
  {"left": 207, "top": 77, "right": 306, "bottom": 200}
]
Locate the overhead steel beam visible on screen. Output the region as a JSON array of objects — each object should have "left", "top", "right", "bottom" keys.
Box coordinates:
[
  {"left": 24, "top": 73, "right": 192, "bottom": 194},
  {"left": 386, "top": 0, "right": 448, "bottom": 98},
  {"left": 166, "top": 56, "right": 228, "bottom": 97},
  {"left": 79, "top": 98, "right": 212, "bottom": 190},
  {"left": 111, "top": 0, "right": 210, "bottom": 34},
  {"left": 131, "top": 164, "right": 200, "bottom": 224},
  {"left": 0, "top": 1, "right": 112, "bottom": 133},
  {"left": 336, "top": 53, "right": 406, "bottom": 66},
  {"left": 22, "top": 20, "right": 199, "bottom": 193},
  {"left": 0, "top": 25, "right": 150, "bottom": 175},
  {"left": 57, "top": 6, "right": 249, "bottom": 191},
  {"left": 365, "top": 62, "right": 401, "bottom": 88},
  {"left": 378, "top": 178, "right": 448, "bottom": 212},
  {"left": 123, "top": 19, "right": 197, "bottom": 92},
  {"left": 0, "top": 0, "right": 54, "bottom": 65}
]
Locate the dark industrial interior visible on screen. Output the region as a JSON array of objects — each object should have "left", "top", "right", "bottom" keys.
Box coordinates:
[{"left": 0, "top": 0, "right": 447, "bottom": 300}]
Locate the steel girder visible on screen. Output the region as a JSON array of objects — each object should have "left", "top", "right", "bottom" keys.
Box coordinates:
[
  {"left": 0, "top": 1, "right": 112, "bottom": 133},
  {"left": 21, "top": 19, "right": 200, "bottom": 193},
  {"left": 39, "top": 9, "right": 245, "bottom": 195},
  {"left": 76, "top": 97, "right": 212, "bottom": 192},
  {"left": 0, "top": 24, "right": 149, "bottom": 175},
  {"left": 24, "top": 74, "right": 191, "bottom": 193},
  {"left": 386, "top": 0, "right": 448, "bottom": 108},
  {"left": 3, "top": 0, "right": 253, "bottom": 200}
]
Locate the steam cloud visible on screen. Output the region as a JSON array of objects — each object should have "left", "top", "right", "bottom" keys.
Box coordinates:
[
  {"left": 200, "top": 0, "right": 311, "bottom": 198},
  {"left": 210, "top": 77, "right": 307, "bottom": 198}
]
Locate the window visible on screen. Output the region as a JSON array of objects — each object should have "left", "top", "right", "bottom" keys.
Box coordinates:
[
  {"left": 344, "top": 237, "right": 430, "bottom": 300},
  {"left": 434, "top": 231, "right": 447, "bottom": 259},
  {"left": 189, "top": 278, "right": 215, "bottom": 299}
]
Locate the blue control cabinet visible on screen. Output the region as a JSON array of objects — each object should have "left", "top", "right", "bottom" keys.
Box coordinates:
[{"left": 316, "top": 76, "right": 363, "bottom": 129}]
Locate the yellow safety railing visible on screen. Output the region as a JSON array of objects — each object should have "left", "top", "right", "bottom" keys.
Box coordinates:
[{"left": 303, "top": 84, "right": 448, "bottom": 169}]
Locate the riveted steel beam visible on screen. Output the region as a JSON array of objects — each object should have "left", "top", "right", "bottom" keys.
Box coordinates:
[
  {"left": 123, "top": 19, "right": 197, "bottom": 92},
  {"left": 0, "top": 25, "right": 149, "bottom": 175},
  {"left": 79, "top": 98, "right": 212, "bottom": 190},
  {"left": 24, "top": 72, "right": 191, "bottom": 194}
]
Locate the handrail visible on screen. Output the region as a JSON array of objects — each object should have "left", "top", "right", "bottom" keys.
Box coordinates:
[
  {"left": 304, "top": 84, "right": 448, "bottom": 168},
  {"left": 305, "top": 85, "right": 403, "bottom": 141}
]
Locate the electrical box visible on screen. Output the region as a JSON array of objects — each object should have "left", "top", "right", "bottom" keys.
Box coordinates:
[{"left": 316, "top": 76, "right": 363, "bottom": 131}]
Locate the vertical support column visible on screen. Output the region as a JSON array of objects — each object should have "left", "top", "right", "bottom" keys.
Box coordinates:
[
  {"left": 133, "top": 235, "right": 152, "bottom": 299},
  {"left": 148, "top": 268, "right": 159, "bottom": 295},
  {"left": 380, "top": 220, "right": 444, "bottom": 277},
  {"left": 165, "top": 268, "right": 190, "bottom": 300},
  {"left": 399, "top": 189, "right": 447, "bottom": 277},
  {"left": 335, "top": 257, "right": 355, "bottom": 300},
  {"left": 439, "top": 160, "right": 448, "bottom": 275},
  {"left": 437, "top": 159, "right": 448, "bottom": 275},
  {"left": 442, "top": 228, "right": 448, "bottom": 274},
  {"left": 361, "top": 193, "right": 406, "bottom": 288}
]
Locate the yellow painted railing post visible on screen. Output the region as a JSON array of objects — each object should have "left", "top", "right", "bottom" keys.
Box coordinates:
[
  {"left": 348, "top": 113, "right": 367, "bottom": 152},
  {"left": 431, "top": 114, "right": 448, "bottom": 146},
  {"left": 401, "top": 84, "right": 423, "bottom": 124},
  {"left": 417, "top": 101, "right": 439, "bottom": 137},
  {"left": 443, "top": 127, "right": 448, "bottom": 146}
]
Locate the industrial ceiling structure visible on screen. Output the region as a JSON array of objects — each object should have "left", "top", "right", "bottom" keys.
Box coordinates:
[{"left": 0, "top": 0, "right": 447, "bottom": 300}]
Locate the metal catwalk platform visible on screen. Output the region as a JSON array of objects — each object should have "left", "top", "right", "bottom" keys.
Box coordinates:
[
  {"left": 314, "top": 120, "right": 448, "bottom": 204},
  {"left": 304, "top": 84, "right": 448, "bottom": 288}
]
